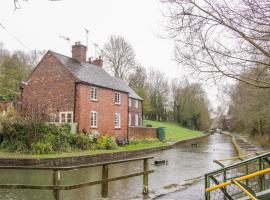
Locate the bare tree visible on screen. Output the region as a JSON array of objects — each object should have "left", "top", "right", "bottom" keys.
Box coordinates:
[
  {"left": 147, "top": 68, "right": 169, "bottom": 120},
  {"left": 102, "top": 35, "right": 136, "bottom": 80},
  {"left": 162, "top": 0, "right": 270, "bottom": 88}
]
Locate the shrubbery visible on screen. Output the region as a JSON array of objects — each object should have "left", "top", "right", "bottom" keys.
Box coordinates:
[
  {"left": 97, "top": 135, "right": 118, "bottom": 150},
  {"left": 0, "top": 108, "right": 118, "bottom": 154},
  {"left": 129, "top": 138, "right": 158, "bottom": 145}
]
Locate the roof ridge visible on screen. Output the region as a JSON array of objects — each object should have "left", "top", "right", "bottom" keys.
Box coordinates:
[{"left": 48, "top": 50, "right": 142, "bottom": 100}]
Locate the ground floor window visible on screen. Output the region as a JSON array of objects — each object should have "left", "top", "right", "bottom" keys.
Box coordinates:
[
  {"left": 49, "top": 113, "right": 56, "bottom": 123},
  {"left": 128, "top": 114, "right": 131, "bottom": 126},
  {"left": 115, "top": 113, "right": 121, "bottom": 128},
  {"left": 90, "top": 111, "right": 98, "bottom": 128},
  {"left": 139, "top": 116, "right": 142, "bottom": 126},
  {"left": 59, "top": 111, "right": 73, "bottom": 123},
  {"left": 135, "top": 114, "right": 139, "bottom": 126}
]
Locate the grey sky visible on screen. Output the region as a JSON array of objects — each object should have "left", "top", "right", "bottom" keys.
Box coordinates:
[{"left": 0, "top": 0, "right": 221, "bottom": 110}]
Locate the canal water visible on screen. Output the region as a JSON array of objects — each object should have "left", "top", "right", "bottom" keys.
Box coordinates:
[{"left": 0, "top": 133, "right": 235, "bottom": 200}]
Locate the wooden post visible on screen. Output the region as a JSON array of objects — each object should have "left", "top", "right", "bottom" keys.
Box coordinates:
[
  {"left": 53, "top": 170, "right": 60, "bottom": 200},
  {"left": 205, "top": 175, "right": 210, "bottom": 200},
  {"left": 143, "top": 158, "right": 149, "bottom": 195},
  {"left": 259, "top": 158, "right": 265, "bottom": 191},
  {"left": 101, "top": 164, "right": 109, "bottom": 200}
]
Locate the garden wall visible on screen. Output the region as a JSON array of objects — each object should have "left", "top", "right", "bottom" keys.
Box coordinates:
[{"left": 128, "top": 126, "right": 157, "bottom": 140}]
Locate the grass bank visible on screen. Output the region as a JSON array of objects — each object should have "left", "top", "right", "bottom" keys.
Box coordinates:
[
  {"left": 0, "top": 120, "right": 203, "bottom": 158},
  {"left": 144, "top": 120, "right": 203, "bottom": 142}
]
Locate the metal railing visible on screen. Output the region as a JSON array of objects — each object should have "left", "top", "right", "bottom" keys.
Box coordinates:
[
  {"left": 0, "top": 156, "right": 154, "bottom": 200},
  {"left": 205, "top": 152, "right": 270, "bottom": 200}
]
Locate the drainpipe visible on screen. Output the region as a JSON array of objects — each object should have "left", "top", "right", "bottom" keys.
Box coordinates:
[
  {"left": 73, "top": 82, "right": 77, "bottom": 123},
  {"left": 127, "top": 97, "right": 130, "bottom": 143},
  {"left": 141, "top": 100, "right": 143, "bottom": 126}
]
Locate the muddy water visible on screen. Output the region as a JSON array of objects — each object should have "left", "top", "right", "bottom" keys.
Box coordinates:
[{"left": 0, "top": 133, "right": 235, "bottom": 200}]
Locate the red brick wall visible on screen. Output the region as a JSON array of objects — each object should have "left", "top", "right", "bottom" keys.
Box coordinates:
[
  {"left": 128, "top": 98, "right": 143, "bottom": 126},
  {"left": 75, "top": 83, "right": 128, "bottom": 139},
  {"left": 129, "top": 127, "right": 157, "bottom": 140},
  {"left": 21, "top": 51, "right": 77, "bottom": 121}
]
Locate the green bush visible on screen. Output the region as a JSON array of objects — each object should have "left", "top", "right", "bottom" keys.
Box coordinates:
[
  {"left": 72, "top": 134, "right": 96, "bottom": 150},
  {"left": 97, "top": 135, "right": 118, "bottom": 150},
  {"left": 31, "top": 142, "right": 53, "bottom": 154},
  {"left": 0, "top": 113, "right": 96, "bottom": 153},
  {"left": 0, "top": 110, "right": 121, "bottom": 153},
  {"left": 129, "top": 138, "right": 158, "bottom": 145}
]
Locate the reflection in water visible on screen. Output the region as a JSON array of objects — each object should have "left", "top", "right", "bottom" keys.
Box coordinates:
[{"left": 0, "top": 133, "right": 235, "bottom": 200}]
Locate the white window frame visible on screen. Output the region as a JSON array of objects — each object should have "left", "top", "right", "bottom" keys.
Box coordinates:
[
  {"left": 49, "top": 113, "right": 56, "bottom": 123},
  {"left": 128, "top": 98, "right": 132, "bottom": 107},
  {"left": 59, "top": 111, "right": 73, "bottom": 123},
  {"left": 128, "top": 113, "right": 131, "bottom": 126},
  {"left": 135, "top": 114, "right": 139, "bottom": 126},
  {"left": 115, "top": 92, "right": 121, "bottom": 105},
  {"left": 135, "top": 100, "right": 139, "bottom": 108},
  {"left": 115, "top": 113, "right": 121, "bottom": 129},
  {"left": 91, "top": 87, "right": 98, "bottom": 101},
  {"left": 90, "top": 111, "right": 98, "bottom": 128}
]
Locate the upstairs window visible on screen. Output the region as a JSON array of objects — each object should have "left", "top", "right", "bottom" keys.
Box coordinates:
[
  {"left": 90, "top": 111, "right": 98, "bottom": 128},
  {"left": 115, "top": 113, "right": 121, "bottom": 128},
  {"left": 128, "top": 98, "right": 132, "bottom": 107},
  {"left": 91, "top": 87, "right": 98, "bottom": 101},
  {"left": 115, "top": 92, "right": 121, "bottom": 105},
  {"left": 60, "top": 112, "right": 73, "bottom": 123},
  {"left": 135, "top": 100, "right": 139, "bottom": 108}
]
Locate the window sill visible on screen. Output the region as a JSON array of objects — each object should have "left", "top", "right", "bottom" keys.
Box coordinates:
[
  {"left": 91, "top": 99, "right": 98, "bottom": 102},
  {"left": 90, "top": 127, "right": 98, "bottom": 129},
  {"left": 115, "top": 127, "right": 121, "bottom": 130},
  {"left": 115, "top": 103, "right": 121, "bottom": 106}
]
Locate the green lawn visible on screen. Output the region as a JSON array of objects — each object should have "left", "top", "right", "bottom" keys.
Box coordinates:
[{"left": 144, "top": 120, "right": 203, "bottom": 142}]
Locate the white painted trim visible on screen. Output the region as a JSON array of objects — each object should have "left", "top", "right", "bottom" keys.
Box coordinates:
[
  {"left": 115, "top": 113, "right": 121, "bottom": 128},
  {"left": 91, "top": 87, "right": 98, "bottom": 101},
  {"left": 90, "top": 111, "right": 98, "bottom": 128},
  {"left": 59, "top": 111, "right": 73, "bottom": 123}
]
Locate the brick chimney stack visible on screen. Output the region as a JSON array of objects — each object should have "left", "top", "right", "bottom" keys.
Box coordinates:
[
  {"left": 72, "top": 41, "right": 87, "bottom": 63},
  {"left": 88, "top": 56, "right": 103, "bottom": 67}
]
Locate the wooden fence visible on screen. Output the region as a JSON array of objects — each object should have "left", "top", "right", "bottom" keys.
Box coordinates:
[
  {"left": 129, "top": 126, "right": 157, "bottom": 140},
  {"left": 0, "top": 156, "right": 154, "bottom": 200}
]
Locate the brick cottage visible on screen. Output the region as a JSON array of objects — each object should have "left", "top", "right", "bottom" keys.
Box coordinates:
[{"left": 20, "top": 42, "right": 143, "bottom": 141}]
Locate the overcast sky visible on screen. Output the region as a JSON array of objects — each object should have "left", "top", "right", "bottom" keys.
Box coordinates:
[{"left": 0, "top": 0, "right": 223, "bottom": 111}]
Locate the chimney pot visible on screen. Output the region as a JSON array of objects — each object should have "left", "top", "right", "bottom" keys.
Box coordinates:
[
  {"left": 92, "top": 56, "right": 103, "bottom": 67},
  {"left": 88, "top": 57, "right": 92, "bottom": 63}
]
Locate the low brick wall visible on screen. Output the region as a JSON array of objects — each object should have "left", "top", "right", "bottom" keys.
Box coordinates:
[
  {"left": 0, "top": 134, "right": 209, "bottom": 166},
  {"left": 129, "top": 126, "right": 157, "bottom": 140}
]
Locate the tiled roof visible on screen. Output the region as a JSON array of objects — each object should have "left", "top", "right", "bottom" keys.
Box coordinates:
[{"left": 50, "top": 51, "right": 142, "bottom": 100}]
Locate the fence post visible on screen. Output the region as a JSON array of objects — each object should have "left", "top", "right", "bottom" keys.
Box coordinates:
[
  {"left": 259, "top": 157, "right": 265, "bottom": 191},
  {"left": 143, "top": 158, "right": 149, "bottom": 195},
  {"left": 223, "top": 170, "right": 227, "bottom": 200},
  {"left": 53, "top": 170, "right": 60, "bottom": 200},
  {"left": 101, "top": 164, "right": 109, "bottom": 200},
  {"left": 205, "top": 175, "right": 210, "bottom": 200},
  {"left": 245, "top": 165, "right": 249, "bottom": 186}
]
